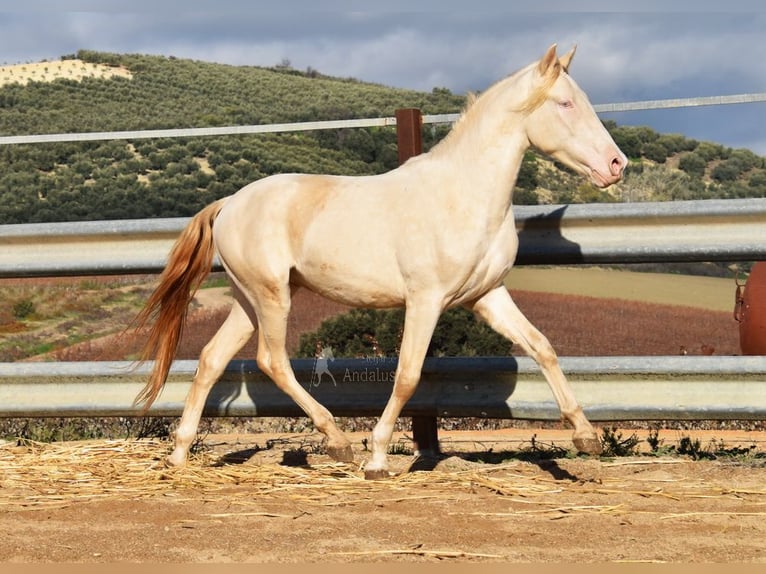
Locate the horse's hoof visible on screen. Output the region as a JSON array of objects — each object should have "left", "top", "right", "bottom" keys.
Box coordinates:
[
  {"left": 326, "top": 444, "right": 355, "bottom": 463},
  {"left": 151, "top": 456, "right": 182, "bottom": 471},
  {"left": 364, "top": 468, "right": 392, "bottom": 480},
  {"left": 164, "top": 457, "right": 184, "bottom": 468},
  {"left": 573, "top": 436, "right": 602, "bottom": 455}
]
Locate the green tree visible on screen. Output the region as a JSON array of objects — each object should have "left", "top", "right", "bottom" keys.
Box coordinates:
[
  {"left": 748, "top": 171, "right": 766, "bottom": 190},
  {"left": 678, "top": 151, "right": 707, "bottom": 178},
  {"left": 694, "top": 141, "right": 725, "bottom": 162},
  {"left": 711, "top": 159, "right": 743, "bottom": 182},
  {"left": 643, "top": 142, "right": 668, "bottom": 164},
  {"left": 611, "top": 128, "right": 642, "bottom": 159},
  {"left": 516, "top": 151, "right": 539, "bottom": 190},
  {"left": 296, "top": 307, "right": 513, "bottom": 358},
  {"left": 656, "top": 133, "right": 697, "bottom": 154}
]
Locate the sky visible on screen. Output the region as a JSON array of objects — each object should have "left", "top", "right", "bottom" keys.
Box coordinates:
[{"left": 2, "top": 2, "right": 766, "bottom": 153}]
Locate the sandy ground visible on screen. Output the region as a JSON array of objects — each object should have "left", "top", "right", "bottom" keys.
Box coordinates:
[
  {"left": 2, "top": 271, "right": 760, "bottom": 564},
  {"left": 0, "top": 59, "right": 131, "bottom": 87},
  {"left": 1, "top": 428, "right": 765, "bottom": 564}
]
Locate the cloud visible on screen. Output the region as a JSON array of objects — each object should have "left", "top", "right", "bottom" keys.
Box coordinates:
[{"left": 0, "top": 9, "right": 764, "bottom": 152}]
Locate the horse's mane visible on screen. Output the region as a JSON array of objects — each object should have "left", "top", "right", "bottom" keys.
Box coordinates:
[
  {"left": 429, "top": 58, "right": 563, "bottom": 156},
  {"left": 517, "top": 59, "right": 563, "bottom": 114}
]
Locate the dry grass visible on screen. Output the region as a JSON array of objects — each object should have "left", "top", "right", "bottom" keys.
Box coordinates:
[
  {"left": 0, "top": 276, "right": 153, "bottom": 361},
  {"left": 2, "top": 437, "right": 764, "bottom": 518}
]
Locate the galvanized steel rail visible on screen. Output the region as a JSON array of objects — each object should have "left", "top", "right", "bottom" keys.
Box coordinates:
[
  {"left": 2, "top": 357, "right": 765, "bottom": 420},
  {"left": 1, "top": 101, "right": 765, "bottom": 422},
  {"left": 1, "top": 199, "right": 764, "bottom": 421},
  {"left": 2, "top": 198, "right": 765, "bottom": 277},
  {"left": 0, "top": 92, "right": 764, "bottom": 146}
]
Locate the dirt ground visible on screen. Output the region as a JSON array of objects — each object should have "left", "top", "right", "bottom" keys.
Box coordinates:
[{"left": 1, "top": 428, "right": 765, "bottom": 564}]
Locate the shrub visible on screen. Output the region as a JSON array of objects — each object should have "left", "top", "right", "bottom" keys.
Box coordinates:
[
  {"left": 711, "top": 159, "right": 743, "bottom": 182},
  {"left": 643, "top": 142, "right": 668, "bottom": 164},
  {"left": 12, "top": 299, "right": 35, "bottom": 319},
  {"left": 695, "top": 141, "right": 725, "bottom": 162},
  {"left": 678, "top": 151, "right": 707, "bottom": 178},
  {"left": 657, "top": 133, "right": 697, "bottom": 154},
  {"left": 600, "top": 426, "right": 641, "bottom": 457},
  {"left": 610, "top": 128, "right": 642, "bottom": 159},
  {"left": 749, "top": 171, "right": 766, "bottom": 189},
  {"left": 296, "top": 306, "right": 513, "bottom": 358}
]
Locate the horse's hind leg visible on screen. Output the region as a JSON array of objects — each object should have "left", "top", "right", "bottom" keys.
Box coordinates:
[
  {"left": 251, "top": 283, "right": 354, "bottom": 463},
  {"left": 471, "top": 286, "right": 601, "bottom": 455},
  {"left": 167, "top": 296, "right": 255, "bottom": 466}
]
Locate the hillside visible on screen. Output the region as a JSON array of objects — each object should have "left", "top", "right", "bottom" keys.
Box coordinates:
[{"left": 0, "top": 50, "right": 764, "bottom": 225}]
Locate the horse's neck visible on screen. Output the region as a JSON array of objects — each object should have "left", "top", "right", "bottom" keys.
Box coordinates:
[{"left": 421, "top": 99, "right": 528, "bottom": 220}]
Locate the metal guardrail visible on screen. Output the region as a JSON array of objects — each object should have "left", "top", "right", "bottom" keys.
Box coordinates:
[
  {"left": 1, "top": 92, "right": 764, "bottom": 146},
  {"left": 2, "top": 357, "right": 765, "bottom": 420},
  {"left": 1, "top": 101, "right": 765, "bottom": 423},
  {"left": 2, "top": 198, "right": 765, "bottom": 277}
]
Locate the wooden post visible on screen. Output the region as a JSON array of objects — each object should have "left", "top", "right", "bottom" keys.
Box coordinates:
[
  {"left": 395, "top": 108, "right": 441, "bottom": 457},
  {"left": 395, "top": 108, "right": 423, "bottom": 166}
]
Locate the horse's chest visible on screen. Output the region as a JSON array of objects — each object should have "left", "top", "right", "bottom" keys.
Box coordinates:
[{"left": 453, "top": 225, "right": 518, "bottom": 298}]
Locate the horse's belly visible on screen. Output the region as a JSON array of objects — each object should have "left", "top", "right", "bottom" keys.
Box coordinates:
[{"left": 292, "top": 264, "right": 406, "bottom": 309}]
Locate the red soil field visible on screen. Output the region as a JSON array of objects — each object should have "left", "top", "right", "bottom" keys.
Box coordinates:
[{"left": 54, "top": 287, "right": 742, "bottom": 362}]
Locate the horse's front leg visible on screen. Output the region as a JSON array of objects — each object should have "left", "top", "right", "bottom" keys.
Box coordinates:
[
  {"left": 364, "top": 297, "right": 442, "bottom": 479},
  {"left": 471, "top": 286, "right": 601, "bottom": 455}
]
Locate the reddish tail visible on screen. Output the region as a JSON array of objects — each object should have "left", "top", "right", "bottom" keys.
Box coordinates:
[{"left": 132, "top": 198, "right": 227, "bottom": 410}]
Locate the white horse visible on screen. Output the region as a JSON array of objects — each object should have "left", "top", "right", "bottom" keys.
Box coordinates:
[
  {"left": 133, "top": 45, "right": 626, "bottom": 479},
  {"left": 310, "top": 346, "right": 337, "bottom": 389}
]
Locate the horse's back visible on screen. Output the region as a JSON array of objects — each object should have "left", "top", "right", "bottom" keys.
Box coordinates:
[{"left": 213, "top": 172, "right": 409, "bottom": 306}]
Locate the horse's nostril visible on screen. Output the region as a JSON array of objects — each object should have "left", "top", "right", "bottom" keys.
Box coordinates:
[{"left": 611, "top": 156, "right": 624, "bottom": 177}]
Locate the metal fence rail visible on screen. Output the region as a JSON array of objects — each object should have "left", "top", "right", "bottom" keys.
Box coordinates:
[
  {"left": 0, "top": 92, "right": 764, "bottom": 146},
  {"left": 1, "top": 100, "right": 765, "bottom": 423},
  {"left": 3, "top": 198, "right": 765, "bottom": 277},
  {"left": 2, "top": 356, "right": 765, "bottom": 420},
  {"left": 2, "top": 200, "right": 764, "bottom": 422}
]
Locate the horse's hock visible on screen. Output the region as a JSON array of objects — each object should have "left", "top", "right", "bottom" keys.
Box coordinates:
[{"left": 738, "top": 261, "right": 766, "bottom": 354}]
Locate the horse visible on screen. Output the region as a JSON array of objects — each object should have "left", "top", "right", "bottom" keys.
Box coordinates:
[
  {"left": 310, "top": 346, "right": 338, "bottom": 389},
  {"left": 133, "top": 44, "right": 627, "bottom": 479}
]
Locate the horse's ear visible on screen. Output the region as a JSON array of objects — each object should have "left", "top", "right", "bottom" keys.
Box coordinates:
[
  {"left": 538, "top": 44, "right": 558, "bottom": 76},
  {"left": 559, "top": 45, "right": 577, "bottom": 72}
]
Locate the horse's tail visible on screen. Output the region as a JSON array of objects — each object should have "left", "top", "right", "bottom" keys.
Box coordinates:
[{"left": 132, "top": 197, "right": 228, "bottom": 411}]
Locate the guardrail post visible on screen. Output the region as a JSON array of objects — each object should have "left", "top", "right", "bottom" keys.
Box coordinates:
[{"left": 396, "top": 108, "right": 441, "bottom": 456}]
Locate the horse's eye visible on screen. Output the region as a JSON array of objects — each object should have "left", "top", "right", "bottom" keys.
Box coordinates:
[{"left": 558, "top": 100, "right": 574, "bottom": 109}]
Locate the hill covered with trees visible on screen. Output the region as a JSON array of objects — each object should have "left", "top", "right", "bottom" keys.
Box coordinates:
[{"left": 0, "top": 50, "right": 764, "bottom": 224}]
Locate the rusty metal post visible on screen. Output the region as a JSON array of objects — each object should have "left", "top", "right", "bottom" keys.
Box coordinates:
[
  {"left": 395, "top": 108, "right": 423, "bottom": 165},
  {"left": 395, "top": 108, "right": 441, "bottom": 456}
]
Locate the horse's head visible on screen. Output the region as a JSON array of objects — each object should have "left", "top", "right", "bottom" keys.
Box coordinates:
[
  {"left": 521, "top": 44, "right": 626, "bottom": 188},
  {"left": 320, "top": 346, "right": 335, "bottom": 361}
]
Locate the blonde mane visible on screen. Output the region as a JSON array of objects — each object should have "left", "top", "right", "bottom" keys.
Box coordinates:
[
  {"left": 431, "top": 58, "right": 563, "bottom": 154},
  {"left": 517, "top": 59, "right": 563, "bottom": 114}
]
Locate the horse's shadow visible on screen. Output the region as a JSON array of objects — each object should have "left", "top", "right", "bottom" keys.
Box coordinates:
[
  {"left": 406, "top": 450, "right": 580, "bottom": 481},
  {"left": 213, "top": 442, "right": 583, "bottom": 481},
  {"left": 515, "top": 204, "right": 584, "bottom": 266}
]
